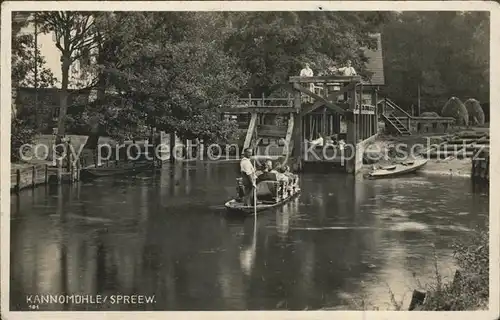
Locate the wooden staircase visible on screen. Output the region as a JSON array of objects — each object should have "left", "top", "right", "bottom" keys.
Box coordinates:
[
  {"left": 244, "top": 113, "right": 295, "bottom": 158},
  {"left": 379, "top": 98, "right": 412, "bottom": 136},
  {"left": 383, "top": 114, "right": 411, "bottom": 136}
]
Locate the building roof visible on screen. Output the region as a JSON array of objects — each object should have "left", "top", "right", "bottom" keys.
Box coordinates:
[
  {"left": 362, "top": 33, "right": 385, "bottom": 86},
  {"left": 15, "top": 87, "right": 91, "bottom": 111}
]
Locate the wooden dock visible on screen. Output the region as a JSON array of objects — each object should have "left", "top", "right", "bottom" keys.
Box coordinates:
[{"left": 11, "top": 162, "right": 81, "bottom": 193}]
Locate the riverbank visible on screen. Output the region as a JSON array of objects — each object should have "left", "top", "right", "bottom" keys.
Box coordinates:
[
  {"left": 414, "top": 228, "right": 489, "bottom": 311},
  {"left": 363, "top": 128, "right": 490, "bottom": 179},
  {"left": 323, "top": 227, "right": 489, "bottom": 311}
]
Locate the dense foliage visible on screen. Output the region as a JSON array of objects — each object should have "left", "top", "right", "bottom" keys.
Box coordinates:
[
  {"left": 382, "top": 12, "right": 489, "bottom": 113},
  {"left": 35, "top": 12, "right": 98, "bottom": 136},
  {"left": 11, "top": 118, "right": 35, "bottom": 162},
  {"left": 14, "top": 11, "right": 489, "bottom": 144},
  {"left": 420, "top": 230, "right": 488, "bottom": 310},
  {"left": 87, "top": 12, "right": 247, "bottom": 142},
  {"left": 11, "top": 15, "right": 56, "bottom": 162},
  {"left": 224, "top": 12, "right": 389, "bottom": 96}
]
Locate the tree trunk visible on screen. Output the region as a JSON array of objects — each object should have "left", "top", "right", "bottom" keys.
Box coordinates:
[
  {"left": 57, "top": 55, "right": 71, "bottom": 136},
  {"left": 83, "top": 36, "right": 107, "bottom": 151}
]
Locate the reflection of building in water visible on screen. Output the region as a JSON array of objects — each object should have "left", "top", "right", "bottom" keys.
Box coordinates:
[
  {"left": 275, "top": 198, "right": 300, "bottom": 238},
  {"left": 299, "top": 242, "right": 315, "bottom": 289},
  {"left": 354, "top": 175, "right": 366, "bottom": 213},
  {"left": 139, "top": 183, "right": 149, "bottom": 224},
  {"left": 184, "top": 164, "right": 191, "bottom": 195},
  {"left": 172, "top": 164, "right": 183, "bottom": 196},
  {"left": 217, "top": 223, "right": 248, "bottom": 310},
  {"left": 276, "top": 208, "right": 290, "bottom": 238},
  {"left": 67, "top": 233, "right": 98, "bottom": 294}
]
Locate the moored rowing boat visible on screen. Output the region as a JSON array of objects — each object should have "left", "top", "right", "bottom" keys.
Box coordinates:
[
  {"left": 81, "top": 161, "right": 154, "bottom": 179},
  {"left": 368, "top": 159, "right": 428, "bottom": 178}
]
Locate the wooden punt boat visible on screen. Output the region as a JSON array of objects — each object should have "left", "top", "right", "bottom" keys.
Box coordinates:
[
  {"left": 81, "top": 161, "right": 154, "bottom": 179},
  {"left": 368, "top": 159, "right": 428, "bottom": 179},
  {"left": 225, "top": 177, "right": 301, "bottom": 215}
]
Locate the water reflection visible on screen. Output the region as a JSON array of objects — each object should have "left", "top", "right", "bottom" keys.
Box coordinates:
[{"left": 10, "top": 163, "right": 488, "bottom": 311}]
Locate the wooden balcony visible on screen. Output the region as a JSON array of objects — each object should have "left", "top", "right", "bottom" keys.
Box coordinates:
[{"left": 289, "top": 75, "right": 361, "bottom": 84}]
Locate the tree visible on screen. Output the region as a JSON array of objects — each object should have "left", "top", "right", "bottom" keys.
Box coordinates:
[
  {"left": 36, "top": 12, "right": 99, "bottom": 136},
  {"left": 223, "top": 12, "right": 390, "bottom": 96},
  {"left": 12, "top": 14, "right": 57, "bottom": 117},
  {"left": 11, "top": 14, "right": 57, "bottom": 161},
  {"left": 382, "top": 12, "right": 489, "bottom": 112},
  {"left": 94, "top": 12, "right": 247, "bottom": 143},
  {"left": 12, "top": 33, "right": 57, "bottom": 88}
]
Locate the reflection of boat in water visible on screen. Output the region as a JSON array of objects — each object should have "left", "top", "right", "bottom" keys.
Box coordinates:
[
  {"left": 81, "top": 161, "right": 154, "bottom": 180},
  {"left": 368, "top": 159, "right": 428, "bottom": 179},
  {"left": 225, "top": 177, "right": 301, "bottom": 215}
]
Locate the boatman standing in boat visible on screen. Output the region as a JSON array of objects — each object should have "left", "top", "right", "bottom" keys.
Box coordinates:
[{"left": 240, "top": 148, "right": 257, "bottom": 206}]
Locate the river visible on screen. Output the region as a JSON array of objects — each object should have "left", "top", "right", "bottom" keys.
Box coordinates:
[{"left": 10, "top": 161, "right": 489, "bottom": 311}]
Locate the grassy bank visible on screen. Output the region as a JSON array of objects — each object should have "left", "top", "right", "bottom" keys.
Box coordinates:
[
  {"left": 417, "top": 228, "right": 489, "bottom": 310},
  {"left": 329, "top": 227, "right": 489, "bottom": 311}
]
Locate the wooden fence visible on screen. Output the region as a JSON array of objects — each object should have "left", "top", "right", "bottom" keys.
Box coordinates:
[{"left": 11, "top": 164, "right": 49, "bottom": 192}]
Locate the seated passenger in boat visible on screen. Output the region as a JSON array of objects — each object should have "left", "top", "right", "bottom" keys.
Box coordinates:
[
  {"left": 273, "top": 164, "right": 291, "bottom": 183},
  {"left": 308, "top": 133, "right": 325, "bottom": 147},
  {"left": 281, "top": 165, "right": 297, "bottom": 180},
  {"left": 255, "top": 160, "right": 278, "bottom": 200},
  {"left": 256, "top": 160, "right": 277, "bottom": 184}
]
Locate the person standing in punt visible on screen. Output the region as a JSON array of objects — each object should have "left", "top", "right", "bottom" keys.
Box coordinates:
[{"left": 240, "top": 148, "right": 257, "bottom": 206}]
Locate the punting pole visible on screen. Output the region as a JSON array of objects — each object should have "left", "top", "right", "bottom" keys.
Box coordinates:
[{"left": 253, "top": 158, "right": 257, "bottom": 220}]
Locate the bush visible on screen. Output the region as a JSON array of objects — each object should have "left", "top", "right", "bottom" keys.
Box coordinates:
[
  {"left": 11, "top": 117, "right": 36, "bottom": 162},
  {"left": 419, "top": 229, "right": 489, "bottom": 310},
  {"left": 441, "top": 97, "right": 468, "bottom": 126},
  {"left": 464, "top": 98, "right": 485, "bottom": 126}
]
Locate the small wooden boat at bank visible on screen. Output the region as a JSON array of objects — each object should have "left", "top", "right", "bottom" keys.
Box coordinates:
[
  {"left": 81, "top": 161, "right": 154, "bottom": 180},
  {"left": 368, "top": 159, "right": 428, "bottom": 179},
  {"left": 225, "top": 177, "right": 301, "bottom": 215}
]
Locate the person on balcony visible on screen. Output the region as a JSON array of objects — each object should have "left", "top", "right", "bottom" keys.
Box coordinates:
[
  {"left": 300, "top": 63, "right": 315, "bottom": 103},
  {"left": 338, "top": 60, "right": 357, "bottom": 101},
  {"left": 338, "top": 60, "right": 357, "bottom": 76},
  {"left": 300, "top": 63, "right": 314, "bottom": 77}
]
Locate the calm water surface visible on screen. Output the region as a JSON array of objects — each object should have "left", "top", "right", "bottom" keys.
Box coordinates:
[{"left": 10, "top": 162, "right": 489, "bottom": 311}]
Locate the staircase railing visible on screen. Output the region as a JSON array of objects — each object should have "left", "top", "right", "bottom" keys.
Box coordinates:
[
  {"left": 377, "top": 98, "right": 412, "bottom": 118},
  {"left": 381, "top": 114, "right": 406, "bottom": 134}
]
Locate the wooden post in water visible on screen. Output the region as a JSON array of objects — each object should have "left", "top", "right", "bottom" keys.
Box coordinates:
[
  {"left": 16, "top": 169, "right": 21, "bottom": 193},
  {"left": 292, "top": 88, "right": 303, "bottom": 171},
  {"left": 32, "top": 165, "right": 36, "bottom": 188},
  {"left": 345, "top": 82, "right": 357, "bottom": 174},
  {"left": 57, "top": 160, "right": 63, "bottom": 184},
  {"left": 169, "top": 132, "right": 176, "bottom": 163}
]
